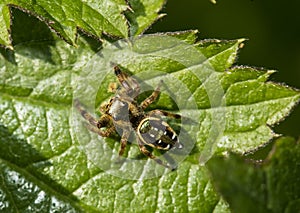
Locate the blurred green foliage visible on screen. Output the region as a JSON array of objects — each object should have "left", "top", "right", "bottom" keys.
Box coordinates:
[{"left": 150, "top": 0, "right": 300, "bottom": 137}]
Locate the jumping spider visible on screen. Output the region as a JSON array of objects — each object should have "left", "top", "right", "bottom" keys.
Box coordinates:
[{"left": 75, "top": 66, "right": 183, "bottom": 170}]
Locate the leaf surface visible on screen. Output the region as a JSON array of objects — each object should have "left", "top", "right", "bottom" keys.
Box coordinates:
[
  {"left": 0, "top": 0, "right": 129, "bottom": 47},
  {"left": 0, "top": 158, "right": 84, "bottom": 212},
  {"left": 207, "top": 137, "right": 300, "bottom": 213},
  {"left": 126, "top": 0, "right": 166, "bottom": 36},
  {"left": 0, "top": 29, "right": 299, "bottom": 212}
]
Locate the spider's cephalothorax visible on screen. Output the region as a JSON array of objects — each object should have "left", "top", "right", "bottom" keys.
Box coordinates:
[{"left": 75, "top": 66, "right": 183, "bottom": 170}]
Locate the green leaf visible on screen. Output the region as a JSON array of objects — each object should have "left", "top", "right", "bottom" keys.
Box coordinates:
[
  {"left": 0, "top": 0, "right": 129, "bottom": 47},
  {"left": 9, "top": 7, "right": 55, "bottom": 47},
  {"left": 0, "top": 30, "right": 299, "bottom": 212},
  {"left": 207, "top": 137, "right": 300, "bottom": 213},
  {"left": 0, "top": 157, "right": 84, "bottom": 212},
  {"left": 125, "top": 0, "right": 166, "bottom": 36}
]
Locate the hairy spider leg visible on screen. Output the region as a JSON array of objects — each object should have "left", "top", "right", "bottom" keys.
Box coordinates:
[
  {"left": 148, "top": 109, "right": 181, "bottom": 119},
  {"left": 114, "top": 66, "right": 140, "bottom": 97},
  {"left": 96, "top": 114, "right": 112, "bottom": 129},
  {"left": 119, "top": 130, "right": 130, "bottom": 156},
  {"left": 84, "top": 123, "right": 115, "bottom": 137},
  {"left": 137, "top": 138, "right": 176, "bottom": 170},
  {"left": 75, "top": 99, "right": 111, "bottom": 128},
  {"left": 128, "top": 101, "right": 141, "bottom": 117},
  {"left": 75, "top": 99, "right": 115, "bottom": 138},
  {"left": 140, "top": 80, "right": 163, "bottom": 110},
  {"left": 75, "top": 99, "right": 98, "bottom": 126}
]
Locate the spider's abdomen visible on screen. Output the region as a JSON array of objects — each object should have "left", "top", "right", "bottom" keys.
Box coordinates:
[{"left": 137, "top": 117, "right": 182, "bottom": 150}]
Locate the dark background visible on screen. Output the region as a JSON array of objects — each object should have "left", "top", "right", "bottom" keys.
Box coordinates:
[{"left": 149, "top": 0, "right": 300, "bottom": 137}]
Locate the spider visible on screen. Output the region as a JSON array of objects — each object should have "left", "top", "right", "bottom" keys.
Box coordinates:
[{"left": 75, "top": 65, "right": 183, "bottom": 170}]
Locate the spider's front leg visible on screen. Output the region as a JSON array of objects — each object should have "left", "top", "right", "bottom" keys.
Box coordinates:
[
  {"left": 140, "top": 80, "right": 181, "bottom": 119},
  {"left": 75, "top": 99, "right": 98, "bottom": 126},
  {"left": 114, "top": 66, "right": 140, "bottom": 97},
  {"left": 137, "top": 138, "right": 176, "bottom": 170},
  {"left": 84, "top": 124, "right": 115, "bottom": 137},
  {"left": 119, "top": 130, "right": 130, "bottom": 156},
  {"left": 140, "top": 80, "right": 163, "bottom": 110},
  {"left": 74, "top": 99, "right": 114, "bottom": 137}
]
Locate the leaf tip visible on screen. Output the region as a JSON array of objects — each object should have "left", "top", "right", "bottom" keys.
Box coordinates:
[
  {"left": 238, "top": 38, "right": 248, "bottom": 42},
  {"left": 267, "top": 69, "right": 277, "bottom": 75},
  {"left": 237, "top": 38, "right": 247, "bottom": 48},
  {"left": 2, "top": 44, "right": 14, "bottom": 51},
  {"left": 157, "top": 13, "right": 167, "bottom": 20}
]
